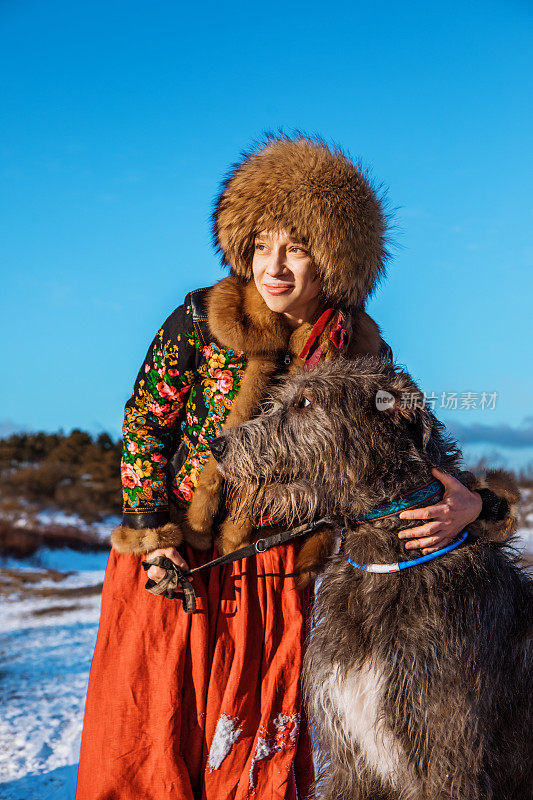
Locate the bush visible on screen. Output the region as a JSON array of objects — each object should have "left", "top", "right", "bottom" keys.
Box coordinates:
[{"left": 0, "top": 430, "right": 122, "bottom": 520}]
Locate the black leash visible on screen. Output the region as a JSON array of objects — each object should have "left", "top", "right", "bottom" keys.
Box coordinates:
[
  {"left": 141, "top": 479, "right": 447, "bottom": 611},
  {"left": 141, "top": 516, "right": 332, "bottom": 612}
]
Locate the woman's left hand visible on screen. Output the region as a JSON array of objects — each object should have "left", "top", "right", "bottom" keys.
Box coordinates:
[{"left": 397, "top": 467, "right": 482, "bottom": 554}]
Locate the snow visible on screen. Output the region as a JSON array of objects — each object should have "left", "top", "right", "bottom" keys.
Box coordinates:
[
  {"left": 0, "top": 548, "right": 109, "bottom": 799},
  {"left": 2, "top": 508, "right": 118, "bottom": 543},
  {"left": 249, "top": 735, "right": 279, "bottom": 791},
  {"left": 515, "top": 488, "right": 533, "bottom": 554},
  {"left": 0, "top": 498, "right": 531, "bottom": 800},
  {"left": 35, "top": 511, "right": 119, "bottom": 542},
  {"left": 516, "top": 525, "right": 533, "bottom": 553},
  {"left": 1, "top": 547, "right": 109, "bottom": 576},
  {"left": 207, "top": 714, "right": 243, "bottom": 771},
  {"left": 273, "top": 712, "right": 300, "bottom": 743}
]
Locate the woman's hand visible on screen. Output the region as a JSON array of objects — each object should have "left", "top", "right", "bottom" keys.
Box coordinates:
[
  {"left": 144, "top": 547, "right": 189, "bottom": 583},
  {"left": 397, "top": 467, "right": 482, "bottom": 555}
]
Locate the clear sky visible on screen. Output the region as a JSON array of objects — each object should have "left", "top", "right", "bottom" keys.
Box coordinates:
[{"left": 1, "top": 0, "right": 532, "bottom": 469}]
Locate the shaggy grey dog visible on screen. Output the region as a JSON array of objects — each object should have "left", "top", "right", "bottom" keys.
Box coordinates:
[{"left": 211, "top": 357, "right": 532, "bottom": 800}]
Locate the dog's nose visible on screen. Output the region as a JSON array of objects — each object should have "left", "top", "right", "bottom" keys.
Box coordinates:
[{"left": 210, "top": 436, "right": 228, "bottom": 462}]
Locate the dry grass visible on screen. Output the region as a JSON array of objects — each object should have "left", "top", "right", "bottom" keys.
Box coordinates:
[
  {"left": 0, "top": 520, "right": 110, "bottom": 558},
  {"left": 32, "top": 604, "right": 84, "bottom": 617},
  {"left": 0, "top": 566, "right": 103, "bottom": 601}
]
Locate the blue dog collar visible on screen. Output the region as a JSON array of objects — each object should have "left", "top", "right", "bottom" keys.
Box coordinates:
[
  {"left": 347, "top": 530, "right": 469, "bottom": 574},
  {"left": 351, "top": 478, "right": 444, "bottom": 523}
]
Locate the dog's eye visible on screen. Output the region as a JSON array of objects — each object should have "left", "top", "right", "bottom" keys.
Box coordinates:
[{"left": 294, "top": 395, "right": 312, "bottom": 409}]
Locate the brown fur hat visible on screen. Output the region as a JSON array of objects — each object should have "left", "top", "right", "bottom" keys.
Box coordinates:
[{"left": 212, "top": 133, "right": 390, "bottom": 308}]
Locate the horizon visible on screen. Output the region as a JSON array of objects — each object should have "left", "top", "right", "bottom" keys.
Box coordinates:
[{"left": 1, "top": 417, "right": 532, "bottom": 475}]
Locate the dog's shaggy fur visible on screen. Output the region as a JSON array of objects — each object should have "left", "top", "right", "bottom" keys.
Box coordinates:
[
  {"left": 212, "top": 133, "right": 390, "bottom": 308},
  {"left": 212, "top": 357, "right": 532, "bottom": 800}
]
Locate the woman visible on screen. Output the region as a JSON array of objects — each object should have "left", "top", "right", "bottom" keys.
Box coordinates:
[{"left": 75, "top": 134, "right": 509, "bottom": 800}]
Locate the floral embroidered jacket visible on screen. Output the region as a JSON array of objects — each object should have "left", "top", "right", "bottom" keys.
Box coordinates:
[{"left": 121, "top": 288, "right": 249, "bottom": 531}]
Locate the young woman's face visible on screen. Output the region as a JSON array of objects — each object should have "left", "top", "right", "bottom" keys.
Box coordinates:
[{"left": 251, "top": 229, "right": 321, "bottom": 327}]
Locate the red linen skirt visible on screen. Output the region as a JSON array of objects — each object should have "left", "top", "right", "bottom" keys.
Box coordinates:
[{"left": 75, "top": 541, "right": 313, "bottom": 800}]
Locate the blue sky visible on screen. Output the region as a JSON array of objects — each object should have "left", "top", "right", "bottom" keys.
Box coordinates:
[{"left": 1, "top": 0, "right": 532, "bottom": 469}]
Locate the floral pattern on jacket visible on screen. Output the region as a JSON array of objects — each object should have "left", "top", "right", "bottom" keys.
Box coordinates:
[
  {"left": 171, "top": 335, "right": 245, "bottom": 504},
  {"left": 121, "top": 302, "right": 245, "bottom": 518}
]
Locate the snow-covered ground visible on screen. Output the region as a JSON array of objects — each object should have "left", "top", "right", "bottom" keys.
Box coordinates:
[
  {"left": 0, "top": 547, "right": 109, "bottom": 800},
  {"left": 2, "top": 505, "right": 119, "bottom": 545},
  {"left": 34, "top": 511, "right": 118, "bottom": 543},
  {"left": 0, "top": 514, "right": 532, "bottom": 800}
]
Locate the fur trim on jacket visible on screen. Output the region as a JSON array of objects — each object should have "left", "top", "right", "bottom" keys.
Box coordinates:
[
  {"left": 213, "top": 134, "right": 389, "bottom": 308},
  {"left": 112, "top": 522, "right": 182, "bottom": 556},
  {"left": 111, "top": 276, "right": 386, "bottom": 559},
  {"left": 460, "top": 468, "right": 521, "bottom": 541}
]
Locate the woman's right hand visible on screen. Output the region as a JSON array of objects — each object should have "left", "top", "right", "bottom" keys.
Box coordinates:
[{"left": 144, "top": 547, "right": 189, "bottom": 583}]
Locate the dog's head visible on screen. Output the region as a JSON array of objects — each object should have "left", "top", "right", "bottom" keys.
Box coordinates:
[{"left": 211, "top": 356, "right": 461, "bottom": 525}]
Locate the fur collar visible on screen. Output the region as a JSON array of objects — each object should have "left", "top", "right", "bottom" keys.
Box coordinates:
[
  {"left": 206, "top": 276, "right": 383, "bottom": 364},
  {"left": 183, "top": 276, "right": 385, "bottom": 557},
  {"left": 207, "top": 276, "right": 292, "bottom": 355}
]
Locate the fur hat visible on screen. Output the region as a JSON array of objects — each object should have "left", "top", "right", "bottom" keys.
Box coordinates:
[{"left": 212, "top": 133, "right": 389, "bottom": 308}]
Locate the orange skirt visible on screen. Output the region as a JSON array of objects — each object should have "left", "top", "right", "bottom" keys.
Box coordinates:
[{"left": 75, "top": 542, "right": 314, "bottom": 800}]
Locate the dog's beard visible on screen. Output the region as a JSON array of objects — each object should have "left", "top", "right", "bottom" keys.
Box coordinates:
[{"left": 226, "top": 478, "right": 321, "bottom": 528}]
